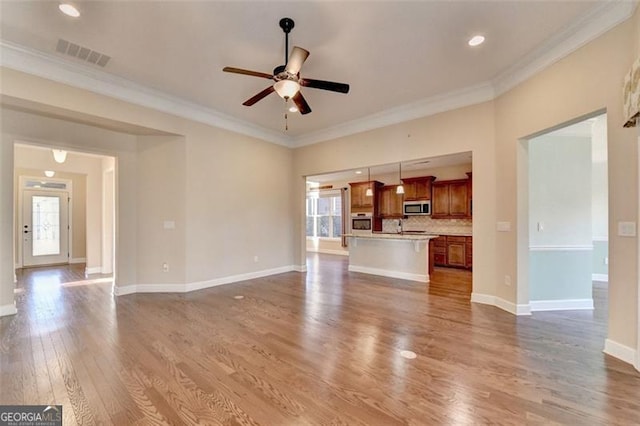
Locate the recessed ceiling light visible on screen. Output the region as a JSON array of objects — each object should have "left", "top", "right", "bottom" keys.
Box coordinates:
[
  {"left": 468, "top": 35, "right": 485, "bottom": 47},
  {"left": 355, "top": 170, "right": 363, "bottom": 175},
  {"left": 288, "top": 105, "right": 298, "bottom": 113},
  {"left": 44, "top": 171, "right": 55, "bottom": 178},
  {"left": 59, "top": 3, "right": 80, "bottom": 18}
]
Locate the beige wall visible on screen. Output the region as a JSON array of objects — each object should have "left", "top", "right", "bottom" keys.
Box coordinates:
[
  {"left": 14, "top": 167, "right": 87, "bottom": 262},
  {"left": 0, "top": 67, "right": 297, "bottom": 296},
  {"left": 0, "top": 139, "right": 15, "bottom": 312},
  {"left": 184, "top": 125, "right": 293, "bottom": 282},
  {"left": 136, "top": 135, "right": 186, "bottom": 285}
]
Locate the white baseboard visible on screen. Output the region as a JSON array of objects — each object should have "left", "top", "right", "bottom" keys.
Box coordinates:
[
  {"left": 604, "top": 339, "right": 637, "bottom": 367},
  {"left": 471, "top": 292, "right": 532, "bottom": 316},
  {"left": 592, "top": 273, "right": 608, "bottom": 282},
  {"left": 307, "top": 248, "right": 349, "bottom": 256},
  {"left": 14, "top": 263, "right": 21, "bottom": 269},
  {"left": 0, "top": 303, "right": 17, "bottom": 317},
  {"left": 293, "top": 264, "right": 307, "bottom": 272},
  {"left": 114, "top": 265, "right": 300, "bottom": 296},
  {"left": 70, "top": 257, "right": 86, "bottom": 264},
  {"left": 530, "top": 298, "right": 594, "bottom": 311},
  {"left": 85, "top": 266, "right": 102, "bottom": 275},
  {"left": 348, "top": 265, "right": 428, "bottom": 283}
]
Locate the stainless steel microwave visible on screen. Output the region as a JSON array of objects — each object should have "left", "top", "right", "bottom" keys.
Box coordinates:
[{"left": 403, "top": 201, "right": 431, "bottom": 216}]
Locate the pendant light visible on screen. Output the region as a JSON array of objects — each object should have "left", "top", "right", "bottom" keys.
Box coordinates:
[
  {"left": 52, "top": 149, "right": 67, "bottom": 163},
  {"left": 365, "top": 167, "right": 373, "bottom": 197},
  {"left": 396, "top": 162, "right": 405, "bottom": 194}
]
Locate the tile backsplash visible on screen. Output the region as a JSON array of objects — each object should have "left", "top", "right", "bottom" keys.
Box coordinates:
[{"left": 382, "top": 216, "right": 472, "bottom": 235}]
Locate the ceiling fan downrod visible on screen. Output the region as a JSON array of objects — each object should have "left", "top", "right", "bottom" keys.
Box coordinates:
[{"left": 279, "top": 17, "right": 295, "bottom": 67}]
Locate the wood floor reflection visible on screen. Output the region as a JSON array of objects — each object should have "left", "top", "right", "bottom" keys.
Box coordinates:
[{"left": 1, "top": 255, "right": 638, "bottom": 425}]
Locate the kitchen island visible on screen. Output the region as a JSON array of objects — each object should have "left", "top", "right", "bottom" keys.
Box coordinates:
[{"left": 346, "top": 233, "right": 439, "bottom": 283}]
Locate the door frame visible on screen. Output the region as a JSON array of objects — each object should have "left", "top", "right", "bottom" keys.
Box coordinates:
[{"left": 17, "top": 176, "right": 73, "bottom": 268}]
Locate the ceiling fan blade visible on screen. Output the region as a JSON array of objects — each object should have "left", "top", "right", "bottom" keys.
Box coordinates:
[
  {"left": 243, "top": 86, "right": 276, "bottom": 106},
  {"left": 223, "top": 67, "right": 274, "bottom": 80},
  {"left": 285, "top": 46, "right": 310, "bottom": 75},
  {"left": 300, "top": 78, "right": 350, "bottom": 94},
  {"left": 291, "top": 91, "right": 312, "bottom": 115}
]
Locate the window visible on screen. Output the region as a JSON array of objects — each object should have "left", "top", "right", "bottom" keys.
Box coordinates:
[{"left": 306, "top": 191, "right": 343, "bottom": 238}]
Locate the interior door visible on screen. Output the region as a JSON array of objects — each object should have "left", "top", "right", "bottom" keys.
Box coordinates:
[{"left": 23, "top": 190, "right": 69, "bottom": 267}]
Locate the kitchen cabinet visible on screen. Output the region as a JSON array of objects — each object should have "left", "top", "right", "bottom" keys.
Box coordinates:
[
  {"left": 349, "top": 181, "right": 383, "bottom": 213},
  {"left": 432, "top": 178, "right": 471, "bottom": 218},
  {"left": 377, "top": 185, "right": 404, "bottom": 218},
  {"left": 433, "top": 236, "right": 446, "bottom": 266},
  {"left": 433, "top": 235, "right": 472, "bottom": 270},
  {"left": 401, "top": 176, "right": 435, "bottom": 201}
]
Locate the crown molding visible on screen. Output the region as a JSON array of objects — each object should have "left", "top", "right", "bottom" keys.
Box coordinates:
[
  {"left": 293, "top": 82, "right": 495, "bottom": 147},
  {"left": 492, "top": 0, "right": 637, "bottom": 96},
  {"left": 0, "top": 40, "right": 293, "bottom": 147},
  {"left": 0, "top": 0, "right": 636, "bottom": 149}
]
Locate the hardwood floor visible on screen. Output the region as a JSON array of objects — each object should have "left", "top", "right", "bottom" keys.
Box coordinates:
[{"left": 1, "top": 256, "right": 639, "bottom": 425}]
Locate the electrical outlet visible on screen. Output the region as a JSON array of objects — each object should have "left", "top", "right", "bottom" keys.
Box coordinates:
[
  {"left": 253, "top": 256, "right": 259, "bottom": 263},
  {"left": 162, "top": 262, "right": 169, "bottom": 272},
  {"left": 537, "top": 222, "right": 544, "bottom": 232},
  {"left": 604, "top": 257, "right": 609, "bottom": 265},
  {"left": 504, "top": 275, "right": 511, "bottom": 286}
]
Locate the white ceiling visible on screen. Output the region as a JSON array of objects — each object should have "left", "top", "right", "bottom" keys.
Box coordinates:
[{"left": 0, "top": 1, "right": 631, "bottom": 145}]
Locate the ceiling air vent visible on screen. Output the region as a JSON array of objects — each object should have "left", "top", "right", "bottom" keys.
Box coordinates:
[{"left": 55, "top": 38, "right": 111, "bottom": 67}]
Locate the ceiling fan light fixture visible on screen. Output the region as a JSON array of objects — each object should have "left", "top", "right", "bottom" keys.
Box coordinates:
[
  {"left": 274, "top": 79, "right": 300, "bottom": 99},
  {"left": 44, "top": 170, "right": 55, "bottom": 178},
  {"left": 288, "top": 105, "right": 299, "bottom": 113}
]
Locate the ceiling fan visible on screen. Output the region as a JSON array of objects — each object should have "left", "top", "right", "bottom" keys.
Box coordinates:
[{"left": 223, "top": 17, "right": 350, "bottom": 115}]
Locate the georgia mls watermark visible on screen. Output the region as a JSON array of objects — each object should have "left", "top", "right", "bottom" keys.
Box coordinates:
[{"left": 0, "top": 405, "right": 62, "bottom": 426}]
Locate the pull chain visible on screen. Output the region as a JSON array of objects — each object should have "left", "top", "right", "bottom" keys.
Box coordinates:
[{"left": 285, "top": 112, "right": 289, "bottom": 131}]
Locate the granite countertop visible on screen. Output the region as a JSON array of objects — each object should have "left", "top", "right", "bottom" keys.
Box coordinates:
[
  {"left": 434, "top": 231, "right": 473, "bottom": 237},
  {"left": 345, "top": 233, "right": 439, "bottom": 241}
]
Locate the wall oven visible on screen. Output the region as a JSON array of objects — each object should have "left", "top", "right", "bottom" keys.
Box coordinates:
[
  {"left": 403, "top": 200, "right": 431, "bottom": 216},
  {"left": 351, "top": 213, "right": 373, "bottom": 234}
]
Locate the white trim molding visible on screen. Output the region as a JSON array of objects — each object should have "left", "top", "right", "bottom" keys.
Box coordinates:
[
  {"left": 293, "top": 264, "right": 307, "bottom": 273},
  {"left": 114, "top": 265, "right": 303, "bottom": 296},
  {"left": 348, "top": 265, "right": 428, "bottom": 283},
  {"left": 530, "top": 298, "right": 594, "bottom": 311},
  {"left": 529, "top": 245, "right": 593, "bottom": 251},
  {"left": 604, "top": 339, "right": 637, "bottom": 367},
  {"left": 70, "top": 257, "right": 86, "bottom": 264},
  {"left": 592, "top": 236, "right": 609, "bottom": 242},
  {"left": 592, "top": 273, "right": 609, "bottom": 282},
  {"left": 85, "top": 266, "right": 103, "bottom": 275},
  {"left": 471, "top": 293, "right": 532, "bottom": 316},
  {"left": 0, "top": 303, "right": 18, "bottom": 317},
  {"left": 492, "top": 1, "right": 637, "bottom": 96},
  {"left": 307, "top": 248, "right": 349, "bottom": 256}
]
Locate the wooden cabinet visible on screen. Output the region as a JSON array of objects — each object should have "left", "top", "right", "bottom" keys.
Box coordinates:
[
  {"left": 433, "top": 235, "right": 472, "bottom": 269},
  {"left": 349, "top": 181, "right": 383, "bottom": 214},
  {"left": 432, "top": 178, "right": 471, "bottom": 219},
  {"left": 377, "top": 185, "right": 403, "bottom": 218},
  {"left": 401, "top": 176, "right": 435, "bottom": 201},
  {"left": 433, "top": 236, "right": 447, "bottom": 266}
]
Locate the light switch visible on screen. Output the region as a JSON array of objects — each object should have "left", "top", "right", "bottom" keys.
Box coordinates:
[
  {"left": 618, "top": 221, "right": 636, "bottom": 237},
  {"left": 163, "top": 220, "right": 176, "bottom": 230},
  {"left": 497, "top": 221, "right": 511, "bottom": 232}
]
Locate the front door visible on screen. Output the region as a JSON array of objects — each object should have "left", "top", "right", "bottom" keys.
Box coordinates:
[{"left": 22, "top": 190, "right": 69, "bottom": 267}]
